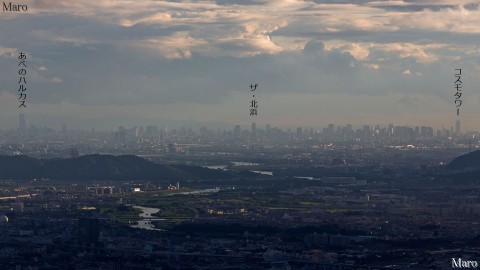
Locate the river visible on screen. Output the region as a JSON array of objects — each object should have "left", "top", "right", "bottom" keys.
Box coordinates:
[
  {"left": 130, "top": 205, "right": 165, "bottom": 231},
  {"left": 177, "top": 188, "right": 220, "bottom": 195},
  {"left": 205, "top": 164, "right": 273, "bottom": 176}
]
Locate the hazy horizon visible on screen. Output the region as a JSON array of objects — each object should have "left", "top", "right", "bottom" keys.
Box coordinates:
[
  {"left": 0, "top": 112, "right": 470, "bottom": 133},
  {"left": 1, "top": 1, "right": 479, "bottom": 130}
]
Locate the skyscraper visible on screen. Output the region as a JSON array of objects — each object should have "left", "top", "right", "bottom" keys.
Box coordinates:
[
  {"left": 62, "top": 124, "right": 67, "bottom": 139},
  {"left": 297, "top": 127, "right": 303, "bottom": 138},
  {"left": 18, "top": 113, "right": 26, "bottom": 132},
  {"left": 118, "top": 126, "right": 126, "bottom": 144},
  {"left": 233, "top": 125, "right": 241, "bottom": 137},
  {"left": 265, "top": 124, "right": 271, "bottom": 138},
  {"left": 455, "top": 120, "right": 461, "bottom": 135}
]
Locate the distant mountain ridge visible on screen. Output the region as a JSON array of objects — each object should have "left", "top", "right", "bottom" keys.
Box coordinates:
[
  {"left": 447, "top": 150, "right": 480, "bottom": 171},
  {"left": 0, "top": 154, "right": 227, "bottom": 181}
]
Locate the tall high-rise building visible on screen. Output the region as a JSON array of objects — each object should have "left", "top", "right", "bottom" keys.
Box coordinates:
[
  {"left": 133, "top": 126, "right": 140, "bottom": 138},
  {"left": 18, "top": 113, "right": 26, "bottom": 132},
  {"left": 421, "top": 126, "right": 434, "bottom": 138},
  {"left": 62, "top": 124, "right": 67, "bottom": 139},
  {"left": 118, "top": 126, "right": 126, "bottom": 144},
  {"left": 233, "top": 125, "right": 241, "bottom": 137},
  {"left": 388, "top": 124, "right": 395, "bottom": 137},
  {"left": 414, "top": 126, "right": 420, "bottom": 137},
  {"left": 251, "top": 122, "right": 256, "bottom": 138},
  {"left": 323, "top": 124, "right": 335, "bottom": 138},
  {"left": 455, "top": 120, "right": 461, "bottom": 135},
  {"left": 297, "top": 127, "right": 303, "bottom": 137}
]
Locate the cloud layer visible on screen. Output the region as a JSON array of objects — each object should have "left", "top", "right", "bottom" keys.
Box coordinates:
[{"left": 0, "top": 0, "right": 479, "bottom": 129}]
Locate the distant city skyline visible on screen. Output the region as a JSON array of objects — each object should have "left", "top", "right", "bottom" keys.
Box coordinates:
[
  {"left": 4, "top": 112, "right": 473, "bottom": 134},
  {"left": 1, "top": 1, "right": 480, "bottom": 130}
]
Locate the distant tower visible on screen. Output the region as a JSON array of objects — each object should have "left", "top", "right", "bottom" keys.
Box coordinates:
[
  {"left": 388, "top": 124, "right": 394, "bottom": 137},
  {"left": 297, "top": 127, "right": 303, "bottom": 137},
  {"left": 118, "top": 126, "right": 126, "bottom": 144},
  {"left": 18, "top": 113, "right": 26, "bottom": 132},
  {"left": 62, "top": 124, "right": 68, "bottom": 143},
  {"left": 455, "top": 120, "right": 461, "bottom": 135},
  {"left": 251, "top": 122, "right": 256, "bottom": 138},
  {"left": 233, "top": 125, "right": 241, "bottom": 138},
  {"left": 265, "top": 124, "right": 271, "bottom": 138}
]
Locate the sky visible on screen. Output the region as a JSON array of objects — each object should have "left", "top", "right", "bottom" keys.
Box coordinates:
[{"left": 1, "top": 0, "right": 480, "bottom": 131}]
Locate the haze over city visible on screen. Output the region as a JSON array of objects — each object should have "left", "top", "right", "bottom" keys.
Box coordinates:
[
  {"left": 4, "top": 2, "right": 480, "bottom": 269},
  {"left": 1, "top": 0, "right": 480, "bottom": 130}
]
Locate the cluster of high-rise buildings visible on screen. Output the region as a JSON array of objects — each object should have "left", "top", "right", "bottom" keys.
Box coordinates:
[
  {"left": 2, "top": 114, "right": 475, "bottom": 159},
  {"left": 14, "top": 113, "right": 467, "bottom": 142}
]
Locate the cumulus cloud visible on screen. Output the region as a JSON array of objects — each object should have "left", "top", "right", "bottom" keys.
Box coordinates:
[
  {"left": 0, "top": 47, "right": 17, "bottom": 58},
  {"left": 50, "top": 77, "right": 62, "bottom": 83}
]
